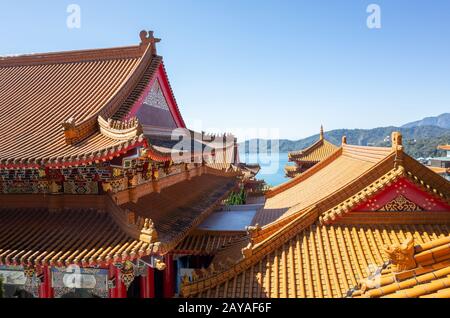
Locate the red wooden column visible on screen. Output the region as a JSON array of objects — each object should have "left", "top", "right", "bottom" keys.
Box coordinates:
[
  {"left": 109, "top": 265, "right": 127, "bottom": 298},
  {"left": 39, "top": 266, "right": 53, "bottom": 298},
  {"left": 163, "top": 254, "right": 174, "bottom": 298},
  {"left": 140, "top": 274, "right": 147, "bottom": 298},
  {"left": 108, "top": 265, "right": 117, "bottom": 298},
  {"left": 147, "top": 267, "right": 155, "bottom": 298},
  {"left": 115, "top": 267, "right": 128, "bottom": 298},
  {"left": 140, "top": 266, "right": 155, "bottom": 298}
]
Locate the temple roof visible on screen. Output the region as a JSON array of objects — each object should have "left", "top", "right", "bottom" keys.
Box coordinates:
[
  {"left": 0, "top": 208, "right": 152, "bottom": 267},
  {"left": 174, "top": 230, "right": 246, "bottom": 256},
  {"left": 180, "top": 132, "right": 450, "bottom": 298},
  {"left": 288, "top": 127, "right": 338, "bottom": 163},
  {"left": 120, "top": 173, "right": 237, "bottom": 254},
  {"left": 0, "top": 170, "right": 238, "bottom": 267},
  {"left": 0, "top": 31, "right": 185, "bottom": 168},
  {"left": 184, "top": 224, "right": 449, "bottom": 298},
  {"left": 352, "top": 236, "right": 450, "bottom": 298},
  {"left": 253, "top": 144, "right": 394, "bottom": 227}
]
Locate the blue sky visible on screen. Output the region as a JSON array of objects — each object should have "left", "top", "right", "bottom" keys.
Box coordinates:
[{"left": 1, "top": 1, "right": 449, "bottom": 140}]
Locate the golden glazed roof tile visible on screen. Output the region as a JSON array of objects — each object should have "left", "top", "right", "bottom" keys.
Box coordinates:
[
  {"left": 289, "top": 138, "right": 338, "bottom": 163},
  {"left": 174, "top": 230, "right": 246, "bottom": 255},
  {"left": 180, "top": 134, "right": 450, "bottom": 298},
  {"left": 354, "top": 235, "right": 450, "bottom": 298},
  {"left": 182, "top": 224, "right": 450, "bottom": 298},
  {"left": 255, "top": 144, "right": 394, "bottom": 227}
]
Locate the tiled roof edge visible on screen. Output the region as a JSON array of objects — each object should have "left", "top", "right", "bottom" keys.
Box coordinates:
[{"left": 0, "top": 45, "right": 143, "bottom": 67}]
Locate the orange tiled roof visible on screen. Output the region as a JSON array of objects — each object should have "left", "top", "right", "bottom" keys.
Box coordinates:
[
  {"left": 429, "top": 166, "right": 449, "bottom": 175},
  {"left": 174, "top": 230, "right": 246, "bottom": 255},
  {"left": 0, "top": 31, "right": 180, "bottom": 167},
  {"left": 183, "top": 224, "right": 449, "bottom": 298},
  {"left": 0, "top": 208, "right": 153, "bottom": 267},
  {"left": 352, "top": 235, "right": 450, "bottom": 298},
  {"left": 288, "top": 138, "right": 337, "bottom": 163},
  {"left": 438, "top": 145, "right": 450, "bottom": 151},
  {"left": 121, "top": 174, "right": 238, "bottom": 254},
  {"left": 180, "top": 133, "right": 450, "bottom": 298},
  {"left": 0, "top": 172, "right": 238, "bottom": 267},
  {"left": 284, "top": 165, "right": 298, "bottom": 172},
  {"left": 254, "top": 144, "right": 394, "bottom": 227}
]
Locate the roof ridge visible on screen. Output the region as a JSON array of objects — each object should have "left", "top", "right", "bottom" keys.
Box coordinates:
[
  {"left": 403, "top": 154, "right": 450, "bottom": 203},
  {"left": 0, "top": 45, "right": 144, "bottom": 67},
  {"left": 60, "top": 44, "right": 156, "bottom": 145},
  {"left": 289, "top": 137, "right": 324, "bottom": 157},
  {"left": 267, "top": 147, "right": 343, "bottom": 198},
  {"left": 320, "top": 166, "right": 405, "bottom": 224}
]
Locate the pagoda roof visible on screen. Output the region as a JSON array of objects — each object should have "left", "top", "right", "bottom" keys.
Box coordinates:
[
  {"left": 352, "top": 235, "right": 450, "bottom": 298},
  {"left": 180, "top": 132, "right": 450, "bottom": 298},
  {"left": 0, "top": 31, "right": 186, "bottom": 168},
  {"left": 184, "top": 224, "right": 449, "bottom": 298},
  {"left": 253, "top": 144, "right": 394, "bottom": 227},
  {"left": 174, "top": 230, "right": 246, "bottom": 256},
  {"left": 0, "top": 171, "right": 238, "bottom": 267},
  {"left": 0, "top": 208, "right": 152, "bottom": 267},
  {"left": 120, "top": 173, "right": 237, "bottom": 254},
  {"left": 288, "top": 129, "right": 338, "bottom": 163}
]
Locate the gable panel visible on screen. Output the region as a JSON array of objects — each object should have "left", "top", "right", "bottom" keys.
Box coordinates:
[
  {"left": 127, "top": 63, "right": 186, "bottom": 129},
  {"left": 136, "top": 79, "right": 178, "bottom": 129},
  {"left": 352, "top": 177, "right": 450, "bottom": 212}
]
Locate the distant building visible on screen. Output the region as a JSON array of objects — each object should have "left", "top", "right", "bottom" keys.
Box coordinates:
[
  {"left": 428, "top": 144, "right": 450, "bottom": 181},
  {"left": 284, "top": 126, "right": 338, "bottom": 178}
]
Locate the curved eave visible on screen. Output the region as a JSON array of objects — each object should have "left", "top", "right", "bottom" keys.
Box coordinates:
[{"left": 0, "top": 136, "right": 147, "bottom": 169}]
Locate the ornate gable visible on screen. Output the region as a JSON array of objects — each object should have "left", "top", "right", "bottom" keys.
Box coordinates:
[
  {"left": 378, "top": 195, "right": 424, "bottom": 212},
  {"left": 353, "top": 177, "right": 449, "bottom": 213}
]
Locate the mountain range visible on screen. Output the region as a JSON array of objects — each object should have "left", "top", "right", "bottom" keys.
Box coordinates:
[{"left": 240, "top": 113, "right": 450, "bottom": 158}]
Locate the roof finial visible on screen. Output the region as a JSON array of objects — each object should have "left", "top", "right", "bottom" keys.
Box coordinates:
[
  {"left": 392, "top": 131, "right": 404, "bottom": 169},
  {"left": 391, "top": 131, "right": 402, "bottom": 148},
  {"left": 139, "top": 30, "right": 161, "bottom": 55},
  {"left": 320, "top": 125, "right": 324, "bottom": 140}
]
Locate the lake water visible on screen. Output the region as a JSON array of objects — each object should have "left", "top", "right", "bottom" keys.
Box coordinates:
[{"left": 239, "top": 152, "right": 293, "bottom": 187}]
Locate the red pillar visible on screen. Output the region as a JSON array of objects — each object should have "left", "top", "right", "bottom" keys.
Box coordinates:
[
  {"left": 147, "top": 267, "right": 155, "bottom": 298},
  {"left": 39, "top": 266, "right": 53, "bottom": 298},
  {"left": 163, "top": 254, "right": 174, "bottom": 298},
  {"left": 109, "top": 266, "right": 127, "bottom": 298},
  {"left": 109, "top": 265, "right": 117, "bottom": 298},
  {"left": 140, "top": 266, "right": 155, "bottom": 298},
  {"left": 139, "top": 267, "right": 155, "bottom": 298},
  {"left": 140, "top": 274, "right": 148, "bottom": 298},
  {"left": 115, "top": 267, "right": 128, "bottom": 298}
]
